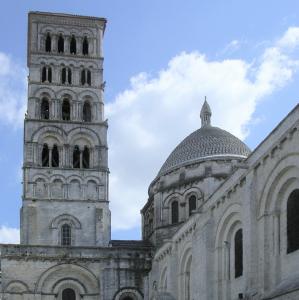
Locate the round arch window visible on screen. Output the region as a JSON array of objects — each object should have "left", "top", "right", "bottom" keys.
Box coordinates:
[{"left": 62, "top": 288, "right": 76, "bottom": 300}]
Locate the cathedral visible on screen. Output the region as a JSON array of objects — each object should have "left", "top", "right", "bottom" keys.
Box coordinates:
[{"left": 0, "top": 11, "right": 299, "bottom": 300}]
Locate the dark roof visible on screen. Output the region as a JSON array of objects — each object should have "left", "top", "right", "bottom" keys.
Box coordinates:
[
  {"left": 158, "top": 125, "right": 251, "bottom": 177},
  {"left": 110, "top": 240, "right": 153, "bottom": 249}
]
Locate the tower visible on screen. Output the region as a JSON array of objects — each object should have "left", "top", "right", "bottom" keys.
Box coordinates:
[{"left": 22, "top": 12, "right": 110, "bottom": 247}]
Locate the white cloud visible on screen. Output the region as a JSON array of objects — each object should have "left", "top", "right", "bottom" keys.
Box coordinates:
[
  {"left": 0, "top": 52, "right": 27, "bottom": 128},
  {"left": 107, "top": 27, "right": 299, "bottom": 230},
  {"left": 0, "top": 226, "right": 20, "bottom": 244}
]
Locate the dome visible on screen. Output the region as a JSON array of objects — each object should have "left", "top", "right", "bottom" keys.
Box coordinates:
[{"left": 157, "top": 100, "right": 251, "bottom": 177}]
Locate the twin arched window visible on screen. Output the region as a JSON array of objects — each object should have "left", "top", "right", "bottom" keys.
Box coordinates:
[
  {"left": 73, "top": 146, "right": 90, "bottom": 169},
  {"left": 81, "top": 69, "right": 91, "bottom": 86},
  {"left": 42, "top": 144, "right": 59, "bottom": 167},
  {"left": 61, "top": 67, "right": 72, "bottom": 84},
  {"left": 170, "top": 195, "right": 197, "bottom": 225},
  {"left": 42, "top": 66, "right": 52, "bottom": 83}
]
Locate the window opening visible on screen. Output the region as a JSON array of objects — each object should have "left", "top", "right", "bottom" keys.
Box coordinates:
[
  {"left": 61, "top": 224, "right": 71, "bottom": 246},
  {"left": 41, "top": 98, "right": 49, "bottom": 120},
  {"left": 48, "top": 67, "right": 52, "bottom": 83},
  {"left": 45, "top": 33, "right": 51, "bottom": 52},
  {"left": 62, "top": 288, "right": 76, "bottom": 300},
  {"left": 68, "top": 68, "right": 72, "bottom": 84},
  {"left": 42, "top": 144, "right": 49, "bottom": 167},
  {"left": 61, "top": 68, "right": 66, "bottom": 84},
  {"left": 171, "top": 201, "right": 179, "bottom": 224},
  {"left": 42, "top": 66, "right": 47, "bottom": 82},
  {"left": 62, "top": 99, "right": 70, "bottom": 121},
  {"left": 81, "top": 70, "right": 86, "bottom": 85},
  {"left": 287, "top": 189, "right": 299, "bottom": 253},
  {"left": 234, "top": 228, "right": 243, "bottom": 278},
  {"left": 188, "top": 195, "right": 197, "bottom": 216},
  {"left": 58, "top": 34, "right": 64, "bottom": 53},
  {"left": 82, "top": 36, "right": 89, "bottom": 55},
  {"left": 83, "top": 102, "right": 91, "bottom": 122},
  {"left": 87, "top": 70, "right": 91, "bottom": 85},
  {"left": 70, "top": 35, "right": 76, "bottom": 54},
  {"left": 82, "top": 146, "right": 90, "bottom": 169},
  {"left": 51, "top": 145, "right": 59, "bottom": 167},
  {"left": 73, "top": 146, "right": 80, "bottom": 169}
]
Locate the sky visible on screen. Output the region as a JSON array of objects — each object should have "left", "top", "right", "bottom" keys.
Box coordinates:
[{"left": 0, "top": 0, "right": 299, "bottom": 242}]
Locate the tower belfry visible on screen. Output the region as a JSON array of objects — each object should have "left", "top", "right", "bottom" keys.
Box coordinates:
[{"left": 22, "top": 12, "right": 110, "bottom": 247}]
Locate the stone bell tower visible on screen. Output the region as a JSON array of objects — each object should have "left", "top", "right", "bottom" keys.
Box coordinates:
[{"left": 21, "top": 12, "right": 110, "bottom": 247}]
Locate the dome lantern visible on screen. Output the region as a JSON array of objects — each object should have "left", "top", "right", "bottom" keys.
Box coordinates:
[{"left": 200, "top": 97, "right": 212, "bottom": 127}]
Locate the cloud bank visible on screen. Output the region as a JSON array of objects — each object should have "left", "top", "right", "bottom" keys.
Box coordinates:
[
  {"left": 0, "top": 226, "right": 20, "bottom": 244},
  {"left": 107, "top": 27, "right": 299, "bottom": 231}
]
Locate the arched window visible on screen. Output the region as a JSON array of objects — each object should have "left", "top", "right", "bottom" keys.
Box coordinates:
[
  {"left": 234, "top": 229, "right": 243, "bottom": 278},
  {"left": 58, "top": 34, "right": 64, "bottom": 53},
  {"left": 68, "top": 68, "right": 72, "bottom": 84},
  {"left": 83, "top": 101, "right": 91, "bottom": 122},
  {"left": 51, "top": 145, "right": 59, "bottom": 167},
  {"left": 82, "top": 146, "right": 90, "bottom": 169},
  {"left": 48, "top": 67, "right": 52, "bottom": 83},
  {"left": 61, "top": 224, "right": 71, "bottom": 246},
  {"left": 45, "top": 33, "right": 51, "bottom": 52},
  {"left": 42, "top": 67, "right": 52, "bottom": 83},
  {"left": 73, "top": 146, "right": 80, "bottom": 169},
  {"left": 62, "top": 99, "right": 71, "bottom": 121},
  {"left": 87, "top": 70, "right": 91, "bottom": 85},
  {"left": 81, "top": 69, "right": 91, "bottom": 86},
  {"left": 188, "top": 195, "right": 197, "bottom": 216},
  {"left": 41, "top": 98, "right": 49, "bottom": 120},
  {"left": 70, "top": 35, "right": 76, "bottom": 54},
  {"left": 42, "top": 144, "right": 49, "bottom": 167},
  {"left": 81, "top": 69, "right": 86, "bottom": 85},
  {"left": 287, "top": 189, "right": 299, "bottom": 253},
  {"left": 42, "top": 66, "right": 47, "bottom": 82},
  {"left": 62, "top": 288, "right": 76, "bottom": 300},
  {"left": 82, "top": 36, "right": 89, "bottom": 55},
  {"left": 61, "top": 67, "right": 72, "bottom": 84},
  {"left": 171, "top": 200, "right": 179, "bottom": 224},
  {"left": 61, "top": 67, "right": 66, "bottom": 84}
]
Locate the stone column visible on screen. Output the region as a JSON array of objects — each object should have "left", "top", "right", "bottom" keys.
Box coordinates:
[
  {"left": 65, "top": 36, "right": 70, "bottom": 54},
  {"left": 52, "top": 34, "right": 57, "bottom": 52},
  {"left": 77, "top": 37, "right": 82, "bottom": 54}
]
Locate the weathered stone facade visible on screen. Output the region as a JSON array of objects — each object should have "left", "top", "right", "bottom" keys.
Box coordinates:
[
  {"left": 142, "top": 103, "right": 299, "bottom": 300},
  {"left": 1, "top": 10, "right": 299, "bottom": 300}
]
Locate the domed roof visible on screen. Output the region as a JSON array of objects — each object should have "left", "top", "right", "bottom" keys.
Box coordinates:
[{"left": 157, "top": 100, "right": 251, "bottom": 177}]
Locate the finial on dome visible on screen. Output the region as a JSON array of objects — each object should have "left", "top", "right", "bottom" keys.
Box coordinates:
[{"left": 200, "top": 97, "right": 212, "bottom": 127}]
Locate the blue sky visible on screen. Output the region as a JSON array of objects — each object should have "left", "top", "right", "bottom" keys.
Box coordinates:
[{"left": 0, "top": 0, "right": 299, "bottom": 241}]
